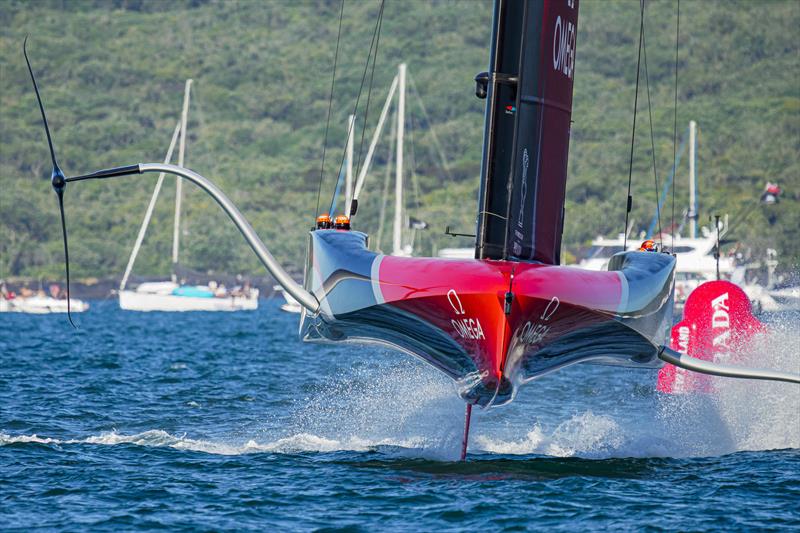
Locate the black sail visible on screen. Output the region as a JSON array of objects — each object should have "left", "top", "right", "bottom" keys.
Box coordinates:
[{"left": 475, "top": 0, "right": 578, "bottom": 265}]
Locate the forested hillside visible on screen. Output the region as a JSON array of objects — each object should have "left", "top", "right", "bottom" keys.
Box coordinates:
[{"left": 1, "top": 0, "right": 798, "bottom": 282}]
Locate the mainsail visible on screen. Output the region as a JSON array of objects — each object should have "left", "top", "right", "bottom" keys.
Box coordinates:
[{"left": 475, "top": 0, "right": 578, "bottom": 264}]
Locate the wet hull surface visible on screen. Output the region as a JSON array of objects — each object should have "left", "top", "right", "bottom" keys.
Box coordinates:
[{"left": 302, "top": 230, "right": 675, "bottom": 406}]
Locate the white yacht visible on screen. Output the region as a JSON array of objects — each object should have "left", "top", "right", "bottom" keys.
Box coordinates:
[
  {"left": 580, "top": 227, "right": 798, "bottom": 313},
  {"left": 580, "top": 226, "right": 733, "bottom": 306}
]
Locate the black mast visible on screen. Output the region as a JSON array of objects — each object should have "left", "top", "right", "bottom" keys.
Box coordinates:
[{"left": 474, "top": 0, "right": 579, "bottom": 265}]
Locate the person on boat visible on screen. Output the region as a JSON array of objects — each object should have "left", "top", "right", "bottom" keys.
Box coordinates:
[
  {"left": 760, "top": 182, "right": 781, "bottom": 204},
  {"left": 1, "top": 281, "right": 14, "bottom": 300},
  {"left": 214, "top": 283, "right": 228, "bottom": 298},
  {"left": 639, "top": 239, "right": 658, "bottom": 252},
  {"left": 230, "top": 281, "right": 251, "bottom": 298}
]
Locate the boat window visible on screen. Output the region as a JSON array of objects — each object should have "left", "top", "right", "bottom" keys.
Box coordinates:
[
  {"left": 672, "top": 246, "right": 695, "bottom": 253},
  {"left": 587, "top": 245, "right": 625, "bottom": 259},
  {"left": 675, "top": 272, "right": 704, "bottom": 281}
]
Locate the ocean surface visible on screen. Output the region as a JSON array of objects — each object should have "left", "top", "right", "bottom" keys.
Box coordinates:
[{"left": 1, "top": 300, "right": 798, "bottom": 531}]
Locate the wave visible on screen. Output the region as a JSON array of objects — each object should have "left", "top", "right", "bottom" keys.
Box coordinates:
[
  {"left": 0, "top": 429, "right": 433, "bottom": 457},
  {"left": 0, "top": 412, "right": 792, "bottom": 460},
  {"left": 3, "top": 318, "right": 797, "bottom": 461},
  {"left": 472, "top": 412, "right": 672, "bottom": 459},
  {"left": 0, "top": 430, "right": 245, "bottom": 455},
  {"left": 2, "top": 390, "right": 796, "bottom": 460},
  {"left": 0, "top": 433, "right": 63, "bottom": 445}
]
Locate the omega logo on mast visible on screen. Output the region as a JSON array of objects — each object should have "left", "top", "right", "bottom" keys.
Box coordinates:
[{"left": 553, "top": 15, "right": 576, "bottom": 79}]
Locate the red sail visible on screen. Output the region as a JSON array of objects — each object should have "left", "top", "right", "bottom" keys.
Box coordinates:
[{"left": 476, "top": 0, "right": 578, "bottom": 264}]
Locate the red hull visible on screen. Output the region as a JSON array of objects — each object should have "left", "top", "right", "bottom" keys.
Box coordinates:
[{"left": 302, "top": 230, "right": 675, "bottom": 406}]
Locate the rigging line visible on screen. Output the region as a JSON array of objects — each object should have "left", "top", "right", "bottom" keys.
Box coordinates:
[
  {"left": 407, "top": 74, "right": 454, "bottom": 184},
  {"left": 623, "top": 0, "right": 646, "bottom": 250},
  {"left": 353, "top": 0, "right": 385, "bottom": 186},
  {"left": 315, "top": 0, "right": 345, "bottom": 220},
  {"left": 328, "top": 0, "right": 385, "bottom": 215},
  {"left": 402, "top": 112, "right": 419, "bottom": 250},
  {"left": 407, "top": 110, "right": 423, "bottom": 254},
  {"left": 407, "top": 114, "right": 425, "bottom": 254},
  {"left": 190, "top": 85, "right": 206, "bottom": 170},
  {"left": 671, "top": 0, "right": 680, "bottom": 249},
  {"left": 409, "top": 112, "right": 422, "bottom": 211},
  {"left": 642, "top": 20, "right": 663, "bottom": 248},
  {"left": 375, "top": 106, "right": 396, "bottom": 252}
]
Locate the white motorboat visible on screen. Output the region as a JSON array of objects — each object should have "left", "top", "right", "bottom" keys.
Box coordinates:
[
  {"left": 0, "top": 295, "right": 89, "bottom": 314},
  {"left": 1, "top": 281, "right": 89, "bottom": 314}
]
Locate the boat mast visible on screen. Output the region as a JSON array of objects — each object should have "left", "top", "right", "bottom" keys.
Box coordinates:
[
  {"left": 349, "top": 72, "right": 399, "bottom": 217},
  {"left": 172, "top": 79, "right": 192, "bottom": 282},
  {"left": 345, "top": 114, "right": 355, "bottom": 212},
  {"left": 688, "top": 119, "right": 697, "bottom": 238},
  {"left": 119, "top": 121, "right": 182, "bottom": 291},
  {"left": 393, "top": 63, "right": 406, "bottom": 256},
  {"left": 474, "top": 0, "right": 579, "bottom": 264}
]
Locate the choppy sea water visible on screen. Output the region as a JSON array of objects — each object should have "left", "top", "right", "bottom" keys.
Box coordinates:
[{"left": 1, "top": 300, "right": 798, "bottom": 531}]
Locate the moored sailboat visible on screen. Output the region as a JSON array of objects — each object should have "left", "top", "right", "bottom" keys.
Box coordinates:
[{"left": 117, "top": 80, "right": 258, "bottom": 312}]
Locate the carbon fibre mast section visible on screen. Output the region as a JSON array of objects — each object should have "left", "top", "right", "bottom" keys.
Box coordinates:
[
  {"left": 300, "top": 230, "right": 675, "bottom": 407},
  {"left": 476, "top": 0, "right": 579, "bottom": 263}
]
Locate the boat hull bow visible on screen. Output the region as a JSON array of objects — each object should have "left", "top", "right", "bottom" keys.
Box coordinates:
[{"left": 301, "top": 230, "right": 675, "bottom": 407}]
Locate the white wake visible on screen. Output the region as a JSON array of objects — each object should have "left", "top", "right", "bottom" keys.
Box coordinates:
[{"left": 3, "top": 319, "right": 797, "bottom": 460}]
